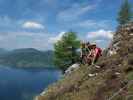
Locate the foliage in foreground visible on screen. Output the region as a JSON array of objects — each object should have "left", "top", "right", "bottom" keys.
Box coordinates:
[
  {"left": 117, "top": 0, "right": 133, "bottom": 25},
  {"left": 54, "top": 32, "right": 80, "bottom": 72}
]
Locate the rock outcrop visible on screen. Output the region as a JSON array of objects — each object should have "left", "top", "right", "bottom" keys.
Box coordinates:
[
  {"left": 108, "top": 22, "right": 133, "bottom": 56},
  {"left": 65, "top": 63, "right": 80, "bottom": 75},
  {"left": 35, "top": 22, "right": 133, "bottom": 100}
]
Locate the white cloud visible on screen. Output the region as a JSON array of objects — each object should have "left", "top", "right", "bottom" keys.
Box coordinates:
[
  {"left": 74, "top": 20, "right": 112, "bottom": 30},
  {"left": 0, "top": 31, "right": 53, "bottom": 50},
  {"left": 49, "top": 32, "right": 66, "bottom": 43},
  {"left": 57, "top": 4, "right": 96, "bottom": 22},
  {"left": 85, "top": 29, "right": 113, "bottom": 49},
  {"left": 87, "top": 29, "right": 114, "bottom": 39},
  {"left": 95, "top": 39, "right": 105, "bottom": 43},
  {"left": 0, "top": 16, "right": 12, "bottom": 26},
  {"left": 22, "top": 21, "right": 44, "bottom": 29}
]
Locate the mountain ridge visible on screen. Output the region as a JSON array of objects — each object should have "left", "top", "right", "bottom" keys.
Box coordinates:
[{"left": 0, "top": 48, "right": 54, "bottom": 68}]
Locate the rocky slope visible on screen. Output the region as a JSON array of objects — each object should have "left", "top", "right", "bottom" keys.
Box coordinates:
[{"left": 35, "top": 22, "right": 133, "bottom": 100}]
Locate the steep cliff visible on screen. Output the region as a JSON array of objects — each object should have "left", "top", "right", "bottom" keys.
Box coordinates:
[{"left": 35, "top": 22, "right": 133, "bottom": 100}]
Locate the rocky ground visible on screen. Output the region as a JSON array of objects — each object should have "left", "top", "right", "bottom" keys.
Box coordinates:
[{"left": 35, "top": 22, "right": 133, "bottom": 100}]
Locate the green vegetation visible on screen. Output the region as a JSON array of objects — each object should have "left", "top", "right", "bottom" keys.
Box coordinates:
[
  {"left": 117, "top": 0, "right": 133, "bottom": 25},
  {"left": 0, "top": 48, "right": 54, "bottom": 68},
  {"left": 54, "top": 32, "right": 80, "bottom": 72}
]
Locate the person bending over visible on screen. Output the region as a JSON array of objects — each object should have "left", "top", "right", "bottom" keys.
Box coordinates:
[{"left": 91, "top": 43, "right": 102, "bottom": 65}]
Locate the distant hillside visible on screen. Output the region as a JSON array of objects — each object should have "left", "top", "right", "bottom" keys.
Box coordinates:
[
  {"left": 0, "top": 48, "right": 54, "bottom": 68},
  {"left": 0, "top": 48, "right": 8, "bottom": 55}
]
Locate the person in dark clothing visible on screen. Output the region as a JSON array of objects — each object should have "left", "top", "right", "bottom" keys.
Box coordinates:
[
  {"left": 80, "top": 41, "right": 87, "bottom": 64},
  {"left": 80, "top": 41, "right": 91, "bottom": 64}
]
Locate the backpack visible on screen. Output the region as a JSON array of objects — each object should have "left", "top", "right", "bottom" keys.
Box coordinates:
[{"left": 96, "top": 47, "right": 102, "bottom": 57}]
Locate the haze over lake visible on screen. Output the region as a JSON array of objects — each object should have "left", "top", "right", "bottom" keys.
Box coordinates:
[{"left": 0, "top": 65, "right": 61, "bottom": 100}]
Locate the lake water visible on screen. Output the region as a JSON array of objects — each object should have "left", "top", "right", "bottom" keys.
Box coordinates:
[{"left": 0, "top": 65, "right": 62, "bottom": 100}]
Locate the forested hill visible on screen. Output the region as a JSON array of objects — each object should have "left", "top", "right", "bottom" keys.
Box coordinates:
[{"left": 0, "top": 48, "right": 54, "bottom": 68}]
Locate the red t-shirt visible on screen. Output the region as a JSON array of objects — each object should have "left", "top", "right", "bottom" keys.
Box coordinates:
[{"left": 94, "top": 47, "right": 102, "bottom": 57}]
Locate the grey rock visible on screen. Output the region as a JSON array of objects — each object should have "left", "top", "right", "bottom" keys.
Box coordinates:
[{"left": 65, "top": 63, "right": 80, "bottom": 75}]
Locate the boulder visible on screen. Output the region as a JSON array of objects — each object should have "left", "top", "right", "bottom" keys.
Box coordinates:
[{"left": 65, "top": 63, "right": 80, "bottom": 75}]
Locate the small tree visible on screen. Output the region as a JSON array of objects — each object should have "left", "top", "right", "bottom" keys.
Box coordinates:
[
  {"left": 117, "top": 0, "right": 132, "bottom": 25},
  {"left": 54, "top": 32, "right": 80, "bottom": 72}
]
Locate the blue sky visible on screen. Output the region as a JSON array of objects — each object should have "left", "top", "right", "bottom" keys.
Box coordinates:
[{"left": 0, "top": 0, "right": 132, "bottom": 50}]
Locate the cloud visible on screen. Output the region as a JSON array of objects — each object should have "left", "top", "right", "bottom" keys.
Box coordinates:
[
  {"left": 57, "top": 4, "right": 96, "bottom": 22},
  {"left": 87, "top": 29, "right": 113, "bottom": 39},
  {"left": 95, "top": 39, "right": 105, "bottom": 43},
  {"left": 22, "top": 21, "right": 44, "bottom": 29},
  {"left": 48, "top": 32, "right": 65, "bottom": 43},
  {"left": 0, "top": 31, "right": 53, "bottom": 50},
  {"left": 85, "top": 29, "right": 114, "bottom": 48},
  {"left": 74, "top": 20, "right": 112, "bottom": 30},
  {"left": 0, "top": 16, "right": 12, "bottom": 27},
  {"left": 0, "top": 16, "right": 21, "bottom": 29}
]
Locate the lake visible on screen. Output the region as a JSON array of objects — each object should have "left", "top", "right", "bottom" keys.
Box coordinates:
[{"left": 0, "top": 65, "right": 62, "bottom": 100}]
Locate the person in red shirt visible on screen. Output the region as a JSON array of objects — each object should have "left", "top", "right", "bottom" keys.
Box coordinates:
[{"left": 91, "top": 43, "right": 102, "bottom": 65}]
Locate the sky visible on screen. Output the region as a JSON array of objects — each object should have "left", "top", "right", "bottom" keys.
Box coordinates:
[{"left": 0, "top": 0, "right": 132, "bottom": 51}]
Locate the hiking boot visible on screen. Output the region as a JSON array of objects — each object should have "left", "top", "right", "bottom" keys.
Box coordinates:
[
  {"left": 115, "top": 72, "right": 121, "bottom": 75},
  {"left": 88, "top": 73, "right": 98, "bottom": 77},
  {"left": 92, "top": 64, "right": 101, "bottom": 68},
  {"left": 95, "top": 65, "right": 101, "bottom": 69},
  {"left": 88, "top": 73, "right": 95, "bottom": 77}
]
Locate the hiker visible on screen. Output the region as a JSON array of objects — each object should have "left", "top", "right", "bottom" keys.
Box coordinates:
[
  {"left": 85, "top": 42, "right": 93, "bottom": 65},
  {"left": 86, "top": 42, "right": 91, "bottom": 52},
  {"left": 80, "top": 41, "right": 91, "bottom": 64},
  {"left": 91, "top": 43, "right": 102, "bottom": 65},
  {"left": 80, "top": 41, "right": 87, "bottom": 64}
]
